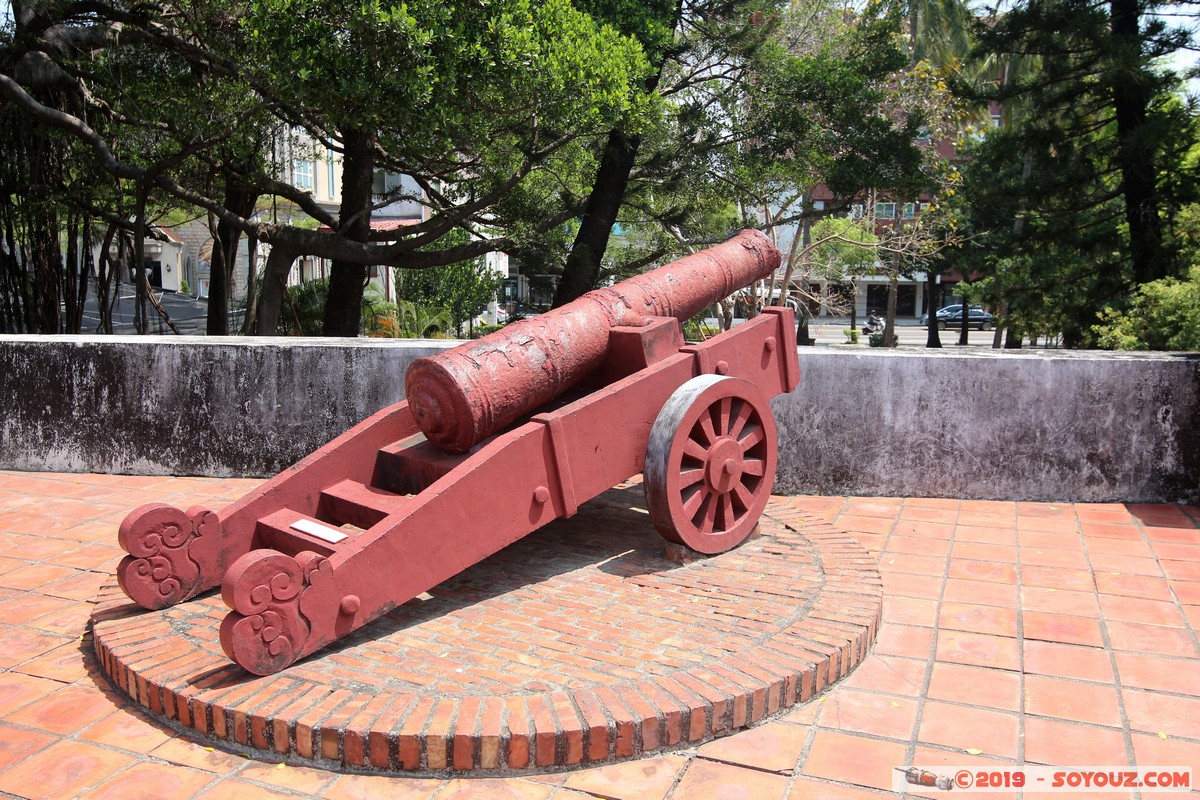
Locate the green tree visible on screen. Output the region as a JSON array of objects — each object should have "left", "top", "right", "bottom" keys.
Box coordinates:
[
  {"left": 0, "top": 0, "right": 649, "bottom": 336},
  {"left": 961, "top": 0, "right": 1199, "bottom": 328}
]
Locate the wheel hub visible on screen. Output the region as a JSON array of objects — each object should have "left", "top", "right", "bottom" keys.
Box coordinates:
[{"left": 705, "top": 437, "right": 743, "bottom": 494}]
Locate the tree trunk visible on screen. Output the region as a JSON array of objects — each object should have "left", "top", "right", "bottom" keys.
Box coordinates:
[
  {"left": 256, "top": 244, "right": 299, "bottom": 336},
  {"left": 552, "top": 129, "right": 641, "bottom": 307},
  {"left": 242, "top": 235, "right": 260, "bottom": 334},
  {"left": 925, "top": 274, "right": 941, "bottom": 348},
  {"left": 208, "top": 183, "right": 259, "bottom": 335},
  {"left": 884, "top": 274, "right": 898, "bottom": 346},
  {"left": 957, "top": 287, "right": 969, "bottom": 345},
  {"left": 323, "top": 128, "right": 376, "bottom": 336},
  {"left": 1110, "top": 0, "right": 1166, "bottom": 285}
]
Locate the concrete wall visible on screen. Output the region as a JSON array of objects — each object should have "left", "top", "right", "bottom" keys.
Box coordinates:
[
  {"left": 773, "top": 348, "right": 1200, "bottom": 503},
  {"left": 1, "top": 336, "right": 1197, "bottom": 502}
]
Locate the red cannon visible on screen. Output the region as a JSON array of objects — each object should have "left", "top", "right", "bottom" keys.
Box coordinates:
[{"left": 116, "top": 230, "right": 800, "bottom": 675}]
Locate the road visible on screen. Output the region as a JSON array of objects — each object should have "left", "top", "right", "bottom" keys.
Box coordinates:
[{"left": 77, "top": 289, "right": 243, "bottom": 335}]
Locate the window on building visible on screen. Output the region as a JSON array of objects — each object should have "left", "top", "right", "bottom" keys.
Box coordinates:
[
  {"left": 903, "top": 203, "right": 916, "bottom": 219},
  {"left": 294, "top": 159, "right": 314, "bottom": 191},
  {"left": 875, "top": 202, "right": 896, "bottom": 220},
  {"left": 327, "top": 149, "right": 336, "bottom": 199}
]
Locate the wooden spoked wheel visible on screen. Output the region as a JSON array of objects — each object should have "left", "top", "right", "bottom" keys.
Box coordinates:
[{"left": 644, "top": 375, "right": 778, "bottom": 554}]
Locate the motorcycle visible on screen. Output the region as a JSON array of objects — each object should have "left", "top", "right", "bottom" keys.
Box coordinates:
[{"left": 862, "top": 312, "right": 885, "bottom": 335}]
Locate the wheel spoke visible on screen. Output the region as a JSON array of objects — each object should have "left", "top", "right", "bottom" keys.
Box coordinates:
[
  {"left": 697, "top": 491, "right": 719, "bottom": 533},
  {"left": 742, "top": 458, "right": 765, "bottom": 477},
  {"left": 696, "top": 413, "right": 717, "bottom": 446},
  {"left": 728, "top": 401, "right": 752, "bottom": 440},
  {"left": 738, "top": 424, "right": 765, "bottom": 453},
  {"left": 683, "top": 437, "right": 709, "bottom": 462},
  {"left": 732, "top": 479, "right": 754, "bottom": 511},
  {"left": 720, "top": 493, "right": 735, "bottom": 530},
  {"left": 715, "top": 397, "right": 732, "bottom": 437},
  {"left": 679, "top": 467, "right": 704, "bottom": 489},
  {"left": 682, "top": 487, "right": 706, "bottom": 518}
]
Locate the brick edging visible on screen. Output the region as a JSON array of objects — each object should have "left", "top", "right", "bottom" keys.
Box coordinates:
[{"left": 91, "top": 496, "right": 882, "bottom": 774}]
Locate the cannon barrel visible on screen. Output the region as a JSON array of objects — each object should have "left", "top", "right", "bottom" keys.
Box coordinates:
[{"left": 405, "top": 229, "right": 782, "bottom": 453}]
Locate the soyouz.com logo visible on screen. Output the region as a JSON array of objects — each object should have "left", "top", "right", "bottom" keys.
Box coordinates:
[{"left": 894, "top": 766, "right": 1192, "bottom": 792}]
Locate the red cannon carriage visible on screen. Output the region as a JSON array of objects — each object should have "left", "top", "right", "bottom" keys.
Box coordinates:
[{"left": 116, "top": 230, "right": 800, "bottom": 675}]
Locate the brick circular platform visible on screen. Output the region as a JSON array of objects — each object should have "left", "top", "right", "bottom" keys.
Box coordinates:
[{"left": 91, "top": 484, "right": 881, "bottom": 774}]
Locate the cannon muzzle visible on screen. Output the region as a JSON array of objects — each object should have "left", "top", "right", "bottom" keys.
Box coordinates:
[{"left": 405, "top": 229, "right": 781, "bottom": 453}]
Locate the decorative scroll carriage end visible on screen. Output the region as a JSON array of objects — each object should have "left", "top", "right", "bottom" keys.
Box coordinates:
[
  {"left": 218, "top": 549, "right": 348, "bottom": 676},
  {"left": 116, "top": 503, "right": 223, "bottom": 610}
]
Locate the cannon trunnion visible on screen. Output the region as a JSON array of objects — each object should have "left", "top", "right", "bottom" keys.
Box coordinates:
[{"left": 115, "top": 233, "right": 801, "bottom": 676}]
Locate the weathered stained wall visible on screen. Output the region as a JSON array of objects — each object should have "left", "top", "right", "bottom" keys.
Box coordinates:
[
  {"left": 0, "top": 335, "right": 454, "bottom": 477},
  {"left": 772, "top": 347, "right": 1200, "bottom": 503},
  {"left": 1, "top": 336, "right": 1197, "bottom": 502}
]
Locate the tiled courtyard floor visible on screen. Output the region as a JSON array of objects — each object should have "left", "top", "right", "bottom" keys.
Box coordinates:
[{"left": 0, "top": 469, "right": 1196, "bottom": 799}]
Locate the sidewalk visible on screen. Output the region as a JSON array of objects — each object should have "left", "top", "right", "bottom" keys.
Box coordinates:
[{"left": 0, "top": 470, "right": 1196, "bottom": 799}]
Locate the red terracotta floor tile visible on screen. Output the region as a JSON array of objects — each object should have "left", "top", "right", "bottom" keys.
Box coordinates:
[
  {"left": 1086, "top": 537, "right": 1156, "bottom": 557},
  {"left": 82, "top": 760, "right": 216, "bottom": 800},
  {"left": 948, "top": 559, "right": 1018, "bottom": 584},
  {"left": 935, "top": 630, "right": 1020, "bottom": 671},
  {"left": 562, "top": 754, "right": 685, "bottom": 800},
  {"left": 1185, "top": 605, "right": 1200, "bottom": 629},
  {"left": 198, "top": 778, "right": 328, "bottom": 800},
  {"left": 1090, "top": 553, "right": 1165, "bottom": 577},
  {"left": 2, "top": 684, "right": 118, "bottom": 735},
  {"left": 1154, "top": 542, "right": 1200, "bottom": 562},
  {"left": 883, "top": 572, "right": 944, "bottom": 600},
  {"left": 880, "top": 553, "right": 947, "bottom": 578},
  {"left": 836, "top": 514, "right": 897, "bottom": 535},
  {"left": 873, "top": 624, "right": 935, "bottom": 659},
  {"left": 786, "top": 776, "right": 901, "bottom": 799},
  {"left": 0, "top": 625, "right": 74, "bottom": 668},
  {"left": 149, "top": 736, "right": 247, "bottom": 774},
  {"left": 697, "top": 721, "right": 808, "bottom": 773},
  {"left": 1143, "top": 525, "right": 1200, "bottom": 543},
  {"left": 1020, "top": 548, "right": 1090, "bottom": 570},
  {"left": 1122, "top": 688, "right": 1200, "bottom": 739},
  {"left": 0, "top": 593, "right": 77, "bottom": 625},
  {"left": 0, "top": 738, "right": 136, "bottom": 800},
  {"left": 1094, "top": 572, "right": 1173, "bottom": 600},
  {"left": 1106, "top": 621, "right": 1199, "bottom": 657},
  {"left": 1022, "top": 641, "right": 1114, "bottom": 684},
  {"left": 14, "top": 641, "right": 90, "bottom": 683},
  {"left": 235, "top": 760, "right": 340, "bottom": 795},
  {"left": 1129, "top": 731, "right": 1200, "bottom": 771},
  {"left": 1076, "top": 506, "right": 1135, "bottom": 524},
  {"left": 942, "top": 578, "right": 1018, "bottom": 608},
  {"left": 1100, "top": 595, "right": 1188, "bottom": 627},
  {"left": 841, "top": 654, "right": 928, "bottom": 698},
  {"left": 938, "top": 601, "right": 1019, "bottom": 637},
  {"left": 955, "top": 524, "right": 1017, "bottom": 546},
  {"left": 1171, "top": 580, "right": 1200, "bottom": 605},
  {"left": 0, "top": 721, "right": 57, "bottom": 771},
  {"left": 1020, "top": 587, "right": 1100, "bottom": 617},
  {"left": 892, "top": 520, "right": 956, "bottom": 540},
  {"left": 907, "top": 747, "right": 1021, "bottom": 800},
  {"left": 952, "top": 542, "right": 1018, "bottom": 564},
  {"left": 802, "top": 730, "right": 909, "bottom": 792},
  {"left": 926, "top": 662, "right": 1021, "bottom": 711},
  {"left": 1021, "top": 611, "right": 1105, "bottom": 647},
  {"left": 1024, "top": 675, "right": 1122, "bottom": 727},
  {"left": 817, "top": 688, "right": 919, "bottom": 740},
  {"left": 1113, "top": 652, "right": 1200, "bottom": 696},
  {"left": 886, "top": 535, "right": 952, "bottom": 558},
  {"left": 899, "top": 504, "right": 959, "bottom": 523},
  {"left": 79, "top": 708, "right": 175, "bottom": 754},
  {"left": 673, "top": 758, "right": 790, "bottom": 800},
  {"left": 1020, "top": 565, "right": 1096, "bottom": 592},
  {"left": 883, "top": 596, "right": 939, "bottom": 627},
  {"left": 916, "top": 701, "right": 1020, "bottom": 759},
  {"left": 0, "top": 563, "right": 79, "bottom": 590},
  {"left": 1018, "top": 530, "right": 1084, "bottom": 550},
  {"left": 1024, "top": 718, "right": 1131, "bottom": 766},
  {"left": 1161, "top": 560, "right": 1200, "bottom": 582}
]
